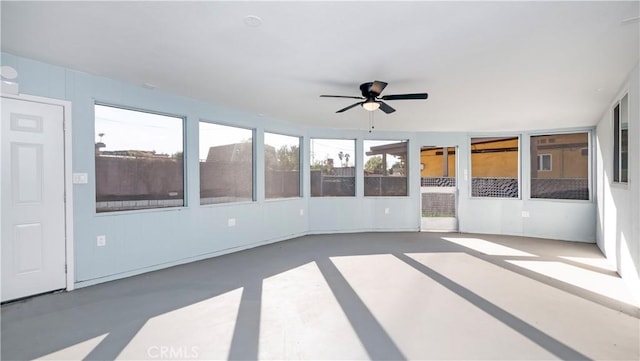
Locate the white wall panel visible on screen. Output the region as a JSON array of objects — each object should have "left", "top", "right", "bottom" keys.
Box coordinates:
[{"left": 596, "top": 64, "right": 640, "bottom": 300}]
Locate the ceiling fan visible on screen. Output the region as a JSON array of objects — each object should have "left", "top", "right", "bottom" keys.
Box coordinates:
[{"left": 320, "top": 80, "right": 428, "bottom": 114}]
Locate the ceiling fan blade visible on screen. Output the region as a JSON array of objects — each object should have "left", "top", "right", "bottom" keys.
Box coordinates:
[
  {"left": 336, "top": 102, "right": 364, "bottom": 113},
  {"left": 320, "top": 95, "right": 364, "bottom": 99},
  {"left": 378, "top": 101, "right": 396, "bottom": 114},
  {"left": 381, "top": 93, "right": 429, "bottom": 101},
  {"left": 370, "top": 81, "right": 388, "bottom": 95}
]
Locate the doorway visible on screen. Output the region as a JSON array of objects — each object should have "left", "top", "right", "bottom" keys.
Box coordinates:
[
  {"left": 420, "top": 145, "right": 458, "bottom": 232},
  {"left": 1, "top": 95, "right": 72, "bottom": 302}
]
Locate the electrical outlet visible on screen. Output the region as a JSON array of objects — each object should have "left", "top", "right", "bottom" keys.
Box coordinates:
[
  {"left": 228, "top": 218, "right": 236, "bottom": 227},
  {"left": 522, "top": 211, "right": 530, "bottom": 218},
  {"left": 299, "top": 209, "right": 304, "bottom": 216},
  {"left": 72, "top": 173, "right": 88, "bottom": 184},
  {"left": 384, "top": 208, "right": 390, "bottom": 214},
  {"left": 97, "top": 235, "right": 106, "bottom": 247}
]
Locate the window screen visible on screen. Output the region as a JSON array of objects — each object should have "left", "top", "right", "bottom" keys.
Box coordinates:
[
  {"left": 265, "top": 132, "right": 301, "bottom": 199},
  {"left": 531, "top": 132, "right": 589, "bottom": 200},
  {"left": 470, "top": 137, "right": 519, "bottom": 198},
  {"left": 310, "top": 139, "right": 355, "bottom": 197},
  {"left": 95, "top": 104, "right": 184, "bottom": 212},
  {"left": 364, "top": 140, "right": 408, "bottom": 196},
  {"left": 199, "top": 122, "right": 253, "bottom": 205}
]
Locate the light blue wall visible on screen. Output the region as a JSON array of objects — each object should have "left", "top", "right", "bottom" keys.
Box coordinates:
[
  {"left": 414, "top": 131, "right": 596, "bottom": 242},
  {"left": 2, "top": 53, "right": 310, "bottom": 286},
  {"left": 2, "top": 53, "right": 599, "bottom": 288},
  {"left": 305, "top": 128, "right": 421, "bottom": 233}
]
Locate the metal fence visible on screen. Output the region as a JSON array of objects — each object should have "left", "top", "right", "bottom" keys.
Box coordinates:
[
  {"left": 531, "top": 178, "right": 588, "bottom": 200},
  {"left": 364, "top": 176, "right": 408, "bottom": 196},
  {"left": 310, "top": 172, "right": 356, "bottom": 197},
  {"left": 421, "top": 193, "right": 456, "bottom": 217},
  {"left": 421, "top": 177, "right": 456, "bottom": 187},
  {"left": 472, "top": 177, "right": 519, "bottom": 198}
]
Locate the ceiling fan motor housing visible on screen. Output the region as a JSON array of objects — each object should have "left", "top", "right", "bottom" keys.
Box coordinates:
[{"left": 360, "top": 82, "right": 380, "bottom": 97}]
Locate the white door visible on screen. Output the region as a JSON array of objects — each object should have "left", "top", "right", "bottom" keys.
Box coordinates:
[
  {"left": 1, "top": 97, "right": 66, "bottom": 302},
  {"left": 420, "top": 146, "right": 458, "bottom": 232}
]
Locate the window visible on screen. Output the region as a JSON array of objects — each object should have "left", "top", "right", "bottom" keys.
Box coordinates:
[
  {"left": 530, "top": 132, "right": 589, "bottom": 200},
  {"left": 199, "top": 122, "right": 253, "bottom": 205},
  {"left": 310, "top": 139, "right": 355, "bottom": 197},
  {"left": 470, "top": 136, "right": 519, "bottom": 198},
  {"left": 265, "top": 132, "right": 301, "bottom": 199},
  {"left": 94, "top": 104, "right": 184, "bottom": 212},
  {"left": 537, "top": 154, "right": 552, "bottom": 171},
  {"left": 614, "top": 94, "right": 629, "bottom": 183},
  {"left": 364, "top": 140, "right": 408, "bottom": 196}
]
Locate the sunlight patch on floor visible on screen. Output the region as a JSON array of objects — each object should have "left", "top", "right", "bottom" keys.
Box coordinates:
[
  {"left": 40, "top": 333, "right": 109, "bottom": 360},
  {"left": 506, "top": 260, "right": 637, "bottom": 306},
  {"left": 115, "top": 288, "right": 243, "bottom": 360},
  {"left": 407, "top": 252, "right": 640, "bottom": 360},
  {"left": 260, "top": 261, "right": 367, "bottom": 360},
  {"left": 442, "top": 237, "right": 537, "bottom": 257},
  {"left": 330, "top": 253, "right": 556, "bottom": 360}
]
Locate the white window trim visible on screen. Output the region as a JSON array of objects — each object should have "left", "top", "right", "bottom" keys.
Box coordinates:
[
  {"left": 363, "top": 139, "right": 410, "bottom": 197},
  {"left": 310, "top": 138, "right": 357, "bottom": 198},
  {"left": 468, "top": 135, "right": 521, "bottom": 199},
  {"left": 264, "top": 131, "right": 303, "bottom": 199},
  {"left": 198, "top": 121, "right": 256, "bottom": 205},
  {"left": 613, "top": 93, "right": 629, "bottom": 184},
  {"left": 528, "top": 129, "right": 593, "bottom": 202},
  {"left": 94, "top": 102, "right": 187, "bottom": 212}
]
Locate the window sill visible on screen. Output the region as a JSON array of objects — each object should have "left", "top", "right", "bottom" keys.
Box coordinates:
[
  {"left": 610, "top": 182, "right": 629, "bottom": 190},
  {"left": 95, "top": 205, "right": 186, "bottom": 217}
]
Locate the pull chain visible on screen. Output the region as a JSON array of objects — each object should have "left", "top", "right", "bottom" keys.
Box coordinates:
[{"left": 368, "top": 111, "right": 375, "bottom": 133}]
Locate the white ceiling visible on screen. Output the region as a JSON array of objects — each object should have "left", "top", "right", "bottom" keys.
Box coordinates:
[{"left": 1, "top": 1, "right": 638, "bottom": 132}]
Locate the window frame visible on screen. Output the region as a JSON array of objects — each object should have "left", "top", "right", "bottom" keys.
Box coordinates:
[
  {"left": 264, "top": 131, "right": 302, "bottom": 200},
  {"left": 613, "top": 93, "right": 629, "bottom": 184},
  {"left": 468, "top": 135, "right": 521, "bottom": 199},
  {"left": 94, "top": 102, "right": 187, "bottom": 214},
  {"left": 310, "top": 138, "right": 357, "bottom": 197},
  {"left": 362, "top": 139, "right": 410, "bottom": 197},
  {"left": 528, "top": 130, "right": 592, "bottom": 202},
  {"left": 198, "top": 120, "right": 256, "bottom": 206}
]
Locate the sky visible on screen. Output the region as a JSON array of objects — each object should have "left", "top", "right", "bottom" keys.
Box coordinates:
[
  {"left": 95, "top": 105, "right": 182, "bottom": 155},
  {"left": 310, "top": 138, "right": 355, "bottom": 167},
  {"left": 311, "top": 139, "right": 405, "bottom": 167},
  {"left": 199, "top": 122, "right": 252, "bottom": 160}
]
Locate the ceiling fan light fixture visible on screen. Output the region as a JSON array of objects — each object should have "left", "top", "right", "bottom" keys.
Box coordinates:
[{"left": 362, "top": 100, "right": 380, "bottom": 111}]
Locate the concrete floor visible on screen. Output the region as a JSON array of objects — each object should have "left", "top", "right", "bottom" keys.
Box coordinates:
[{"left": 2, "top": 232, "right": 639, "bottom": 360}]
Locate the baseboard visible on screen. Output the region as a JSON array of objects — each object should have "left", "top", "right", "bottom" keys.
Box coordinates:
[
  {"left": 74, "top": 231, "right": 308, "bottom": 289},
  {"left": 74, "top": 228, "right": 423, "bottom": 289}
]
